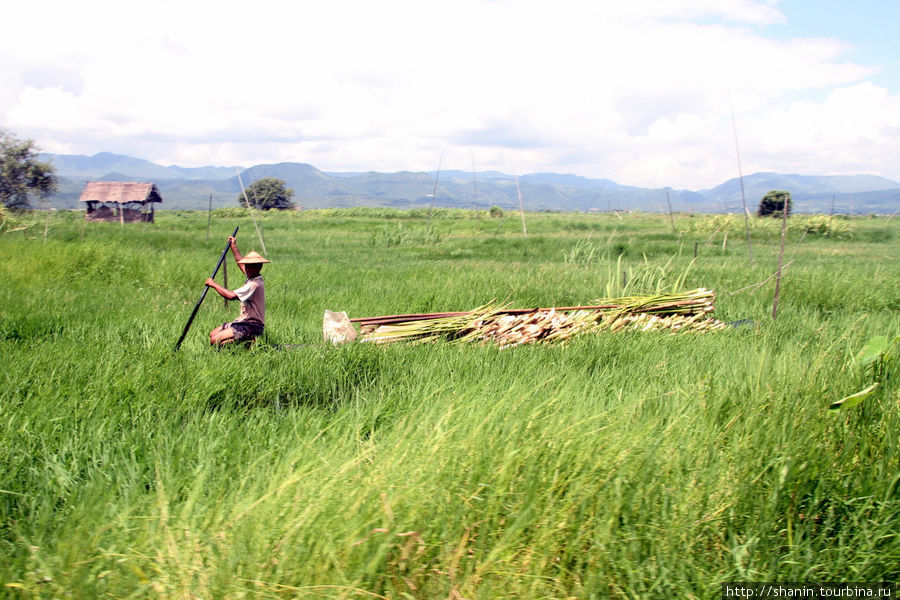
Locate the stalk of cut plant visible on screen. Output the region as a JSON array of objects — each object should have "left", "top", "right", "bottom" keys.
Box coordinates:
[{"left": 356, "top": 288, "right": 727, "bottom": 348}]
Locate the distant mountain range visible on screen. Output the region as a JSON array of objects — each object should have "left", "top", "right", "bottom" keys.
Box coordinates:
[{"left": 41, "top": 152, "right": 900, "bottom": 214}]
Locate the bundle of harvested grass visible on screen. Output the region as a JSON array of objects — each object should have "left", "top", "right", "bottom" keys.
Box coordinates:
[{"left": 354, "top": 288, "right": 726, "bottom": 348}]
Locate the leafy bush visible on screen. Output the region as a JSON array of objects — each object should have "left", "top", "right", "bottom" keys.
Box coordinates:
[{"left": 757, "top": 190, "right": 792, "bottom": 218}]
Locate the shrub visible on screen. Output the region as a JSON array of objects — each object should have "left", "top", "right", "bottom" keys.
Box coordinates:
[{"left": 757, "top": 190, "right": 792, "bottom": 218}]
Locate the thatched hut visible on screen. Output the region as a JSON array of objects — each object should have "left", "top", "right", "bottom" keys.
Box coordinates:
[{"left": 79, "top": 182, "right": 162, "bottom": 223}]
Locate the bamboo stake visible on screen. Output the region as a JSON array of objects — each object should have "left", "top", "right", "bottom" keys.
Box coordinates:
[
  {"left": 665, "top": 189, "right": 676, "bottom": 233},
  {"left": 235, "top": 168, "right": 268, "bottom": 256},
  {"left": 516, "top": 176, "right": 527, "bottom": 237},
  {"left": 471, "top": 150, "right": 478, "bottom": 210},
  {"left": 207, "top": 193, "right": 213, "bottom": 241},
  {"left": 828, "top": 194, "right": 835, "bottom": 234},
  {"left": 730, "top": 93, "right": 754, "bottom": 263},
  {"left": 42, "top": 199, "right": 50, "bottom": 244},
  {"left": 427, "top": 154, "right": 442, "bottom": 234},
  {"left": 771, "top": 195, "right": 789, "bottom": 319}
]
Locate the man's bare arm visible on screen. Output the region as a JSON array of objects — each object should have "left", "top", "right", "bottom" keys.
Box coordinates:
[
  {"left": 205, "top": 278, "right": 238, "bottom": 300},
  {"left": 228, "top": 236, "right": 248, "bottom": 276}
]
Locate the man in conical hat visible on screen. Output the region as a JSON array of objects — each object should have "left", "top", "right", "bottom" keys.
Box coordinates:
[{"left": 205, "top": 236, "right": 270, "bottom": 346}]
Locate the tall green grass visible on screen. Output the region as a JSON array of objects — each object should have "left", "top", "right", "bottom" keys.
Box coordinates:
[{"left": 1, "top": 209, "right": 898, "bottom": 598}]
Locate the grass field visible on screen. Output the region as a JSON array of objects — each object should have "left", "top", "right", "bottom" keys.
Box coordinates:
[{"left": 1, "top": 208, "right": 898, "bottom": 599}]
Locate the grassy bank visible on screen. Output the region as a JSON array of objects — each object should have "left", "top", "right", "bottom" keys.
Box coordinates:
[{"left": 1, "top": 209, "right": 898, "bottom": 598}]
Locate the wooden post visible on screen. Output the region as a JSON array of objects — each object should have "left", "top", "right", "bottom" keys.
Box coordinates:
[
  {"left": 119, "top": 202, "right": 124, "bottom": 227},
  {"left": 516, "top": 176, "right": 527, "bottom": 238},
  {"left": 665, "top": 190, "right": 676, "bottom": 233},
  {"left": 207, "top": 194, "right": 213, "bottom": 241},
  {"left": 828, "top": 194, "right": 835, "bottom": 234},
  {"left": 427, "top": 154, "right": 442, "bottom": 235},
  {"left": 235, "top": 169, "right": 268, "bottom": 256},
  {"left": 43, "top": 200, "right": 51, "bottom": 244},
  {"left": 471, "top": 150, "right": 478, "bottom": 212},
  {"left": 771, "top": 194, "right": 789, "bottom": 320},
  {"left": 731, "top": 94, "right": 754, "bottom": 263}
]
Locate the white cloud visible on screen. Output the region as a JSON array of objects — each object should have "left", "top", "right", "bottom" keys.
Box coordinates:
[
  {"left": 1, "top": 0, "right": 898, "bottom": 189},
  {"left": 740, "top": 82, "right": 900, "bottom": 174}
]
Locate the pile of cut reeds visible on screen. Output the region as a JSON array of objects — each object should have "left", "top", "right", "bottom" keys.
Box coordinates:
[{"left": 354, "top": 288, "right": 727, "bottom": 348}]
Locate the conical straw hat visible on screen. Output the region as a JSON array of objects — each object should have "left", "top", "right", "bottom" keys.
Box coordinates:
[{"left": 237, "top": 251, "right": 270, "bottom": 264}]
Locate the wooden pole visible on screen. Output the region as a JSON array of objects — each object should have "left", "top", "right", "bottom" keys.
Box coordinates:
[
  {"left": 771, "top": 194, "right": 789, "bottom": 320},
  {"left": 665, "top": 189, "right": 676, "bottom": 233},
  {"left": 828, "top": 194, "right": 835, "bottom": 234},
  {"left": 207, "top": 194, "right": 213, "bottom": 241},
  {"left": 43, "top": 200, "right": 51, "bottom": 244},
  {"left": 427, "top": 154, "right": 442, "bottom": 235},
  {"left": 471, "top": 150, "right": 478, "bottom": 211},
  {"left": 516, "top": 176, "right": 527, "bottom": 238},
  {"left": 119, "top": 202, "right": 124, "bottom": 227},
  {"left": 235, "top": 169, "right": 268, "bottom": 256},
  {"left": 730, "top": 94, "right": 753, "bottom": 263}
]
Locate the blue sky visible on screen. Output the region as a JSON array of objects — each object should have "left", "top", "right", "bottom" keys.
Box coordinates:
[
  {"left": 1, "top": 0, "right": 898, "bottom": 190},
  {"left": 773, "top": 0, "right": 900, "bottom": 89}
]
